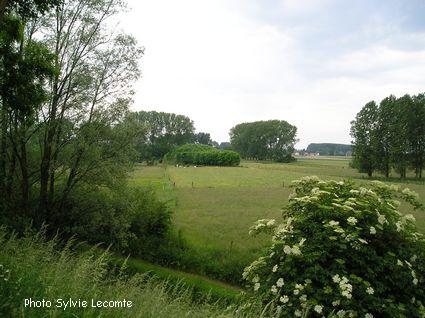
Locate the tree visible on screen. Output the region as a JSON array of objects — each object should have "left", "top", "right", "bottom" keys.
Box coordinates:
[
  {"left": 375, "top": 96, "right": 396, "bottom": 178},
  {"left": 230, "top": 120, "right": 297, "bottom": 162},
  {"left": 0, "top": 0, "right": 60, "bottom": 23},
  {"left": 390, "top": 95, "right": 412, "bottom": 179},
  {"left": 408, "top": 94, "right": 425, "bottom": 178},
  {"left": 194, "top": 132, "right": 212, "bottom": 145},
  {"left": 132, "top": 110, "right": 195, "bottom": 162},
  {"left": 350, "top": 101, "right": 378, "bottom": 177},
  {"left": 0, "top": 6, "right": 56, "bottom": 217},
  {"left": 218, "top": 141, "right": 232, "bottom": 150},
  {"left": 1, "top": 0, "right": 143, "bottom": 227},
  {"left": 306, "top": 143, "right": 351, "bottom": 156},
  {"left": 34, "top": 0, "right": 143, "bottom": 219}
]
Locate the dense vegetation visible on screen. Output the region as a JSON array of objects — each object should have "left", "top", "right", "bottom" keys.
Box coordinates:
[
  {"left": 131, "top": 111, "right": 195, "bottom": 163},
  {"left": 0, "top": 227, "right": 264, "bottom": 318},
  {"left": 306, "top": 143, "right": 351, "bottom": 156},
  {"left": 2, "top": 1, "right": 425, "bottom": 317},
  {"left": 166, "top": 144, "right": 240, "bottom": 166},
  {"left": 0, "top": 0, "right": 173, "bottom": 288},
  {"left": 245, "top": 177, "right": 425, "bottom": 317},
  {"left": 351, "top": 94, "right": 425, "bottom": 178},
  {"left": 230, "top": 120, "right": 297, "bottom": 162}
]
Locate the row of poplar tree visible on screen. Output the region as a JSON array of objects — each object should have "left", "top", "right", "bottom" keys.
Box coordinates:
[{"left": 350, "top": 93, "right": 425, "bottom": 179}]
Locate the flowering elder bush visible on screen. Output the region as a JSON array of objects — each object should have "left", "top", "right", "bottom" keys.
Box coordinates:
[{"left": 243, "top": 176, "right": 425, "bottom": 318}]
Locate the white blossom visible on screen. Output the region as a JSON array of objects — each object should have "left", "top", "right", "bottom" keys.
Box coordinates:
[
  {"left": 366, "top": 287, "right": 374, "bottom": 295},
  {"left": 329, "top": 220, "right": 340, "bottom": 226},
  {"left": 276, "top": 278, "right": 284, "bottom": 287},
  {"left": 280, "top": 295, "right": 289, "bottom": 303},
  {"left": 314, "top": 305, "right": 323, "bottom": 314},
  {"left": 347, "top": 217, "right": 358, "bottom": 225},
  {"left": 369, "top": 226, "right": 376, "bottom": 234},
  {"left": 337, "top": 310, "right": 346, "bottom": 317}
]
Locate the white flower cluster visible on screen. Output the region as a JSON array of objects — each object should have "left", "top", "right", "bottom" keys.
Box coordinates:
[
  {"left": 242, "top": 256, "right": 266, "bottom": 281},
  {"left": 283, "top": 238, "right": 306, "bottom": 256},
  {"left": 333, "top": 274, "right": 353, "bottom": 299},
  {"left": 0, "top": 264, "right": 10, "bottom": 282},
  {"left": 273, "top": 217, "right": 294, "bottom": 240},
  {"left": 347, "top": 217, "right": 358, "bottom": 225},
  {"left": 249, "top": 218, "right": 276, "bottom": 235}
]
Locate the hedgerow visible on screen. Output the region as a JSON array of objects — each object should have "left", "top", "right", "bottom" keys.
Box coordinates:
[
  {"left": 165, "top": 144, "right": 240, "bottom": 166},
  {"left": 243, "top": 177, "right": 425, "bottom": 317}
]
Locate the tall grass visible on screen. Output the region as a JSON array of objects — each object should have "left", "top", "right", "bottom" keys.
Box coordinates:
[{"left": 0, "top": 227, "right": 262, "bottom": 318}]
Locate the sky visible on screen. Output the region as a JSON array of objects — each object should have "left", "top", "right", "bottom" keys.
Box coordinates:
[{"left": 119, "top": 0, "right": 425, "bottom": 148}]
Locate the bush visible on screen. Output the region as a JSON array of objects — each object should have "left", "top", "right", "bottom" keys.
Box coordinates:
[
  {"left": 165, "top": 144, "right": 240, "bottom": 166},
  {"left": 57, "top": 185, "right": 172, "bottom": 257},
  {"left": 243, "top": 177, "right": 425, "bottom": 317}
]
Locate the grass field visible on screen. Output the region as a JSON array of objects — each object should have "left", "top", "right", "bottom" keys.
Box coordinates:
[{"left": 129, "top": 157, "right": 425, "bottom": 283}]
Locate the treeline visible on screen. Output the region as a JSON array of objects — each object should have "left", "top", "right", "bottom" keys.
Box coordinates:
[
  {"left": 165, "top": 144, "right": 240, "bottom": 166},
  {"left": 131, "top": 110, "right": 227, "bottom": 163},
  {"left": 306, "top": 143, "right": 351, "bottom": 156},
  {"left": 351, "top": 93, "right": 425, "bottom": 178},
  {"left": 0, "top": 0, "right": 174, "bottom": 259},
  {"left": 230, "top": 120, "right": 297, "bottom": 162}
]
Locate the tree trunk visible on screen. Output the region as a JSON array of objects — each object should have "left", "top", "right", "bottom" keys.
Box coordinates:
[
  {"left": 0, "top": 104, "right": 7, "bottom": 195},
  {"left": 39, "top": 81, "right": 59, "bottom": 216},
  {"left": 6, "top": 150, "right": 15, "bottom": 203}
]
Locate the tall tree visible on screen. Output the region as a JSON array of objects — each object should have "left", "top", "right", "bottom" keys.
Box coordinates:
[
  {"left": 230, "top": 120, "right": 297, "bottom": 162},
  {"left": 132, "top": 110, "right": 195, "bottom": 161},
  {"left": 35, "top": 0, "right": 143, "bottom": 218},
  {"left": 350, "top": 101, "right": 378, "bottom": 177},
  {"left": 407, "top": 94, "right": 425, "bottom": 178},
  {"left": 1, "top": 0, "right": 143, "bottom": 226},
  {"left": 375, "top": 96, "right": 396, "bottom": 178},
  {"left": 390, "top": 95, "right": 412, "bottom": 178},
  {"left": 194, "top": 132, "right": 212, "bottom": 145}
]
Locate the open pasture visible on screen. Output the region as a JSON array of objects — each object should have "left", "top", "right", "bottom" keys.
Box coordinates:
[{"left": 130, "top": 157, "right": 425, "bottom": 282}]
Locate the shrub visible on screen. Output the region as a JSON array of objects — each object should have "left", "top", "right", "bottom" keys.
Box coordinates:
[
  {"left": 243, "top": 177, "right": 425, "bottom": 317},
  {"left": 57, "top": 185, "right": 172, "bottom": 257},
  {"left": 165, "top": 144, "right": 240, "bottom": 166}
]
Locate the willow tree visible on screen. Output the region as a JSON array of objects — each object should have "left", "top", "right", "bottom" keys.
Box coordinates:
[{"left": 1, "top": 0, "right": 144, "bottom": 226}]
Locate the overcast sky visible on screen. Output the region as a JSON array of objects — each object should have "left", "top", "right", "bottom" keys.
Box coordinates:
[{"left": 119, "top": 0, "right": 425, "bottom": 148}]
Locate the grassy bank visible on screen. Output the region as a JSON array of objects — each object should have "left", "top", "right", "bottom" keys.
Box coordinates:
[{"left": 0, "top": 228, "right": 261, "bottom": 318}]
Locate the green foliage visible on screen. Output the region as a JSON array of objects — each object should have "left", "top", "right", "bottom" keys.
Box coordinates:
[
  {"left": 1, "top": 0, "right": 61, "bottom": 20},
  {"left": 230, "top": 120, "right": 297, "bottom": 162},
  {"left": 351, "top": 93, "right": 425, "bottom": 179},
  {"left": 194, "top": 132, "right": 213, "bottom": 145},
  {"left": 306, "top": 143, "right": 351, "bottom": 156},
  {"left": 166, "top": 144, "right": 240, "bottom": 166},
  {"left": 0, "top": 227, "right": 264, "bottom": 318},
  {"left": 131, "top": 111, "right": 195, "bottom": 162},
  {"left": 56, "top": 185, "right": 172, "bottom": 257},
  {"left": 350, "top": 101, "right": 378, "bottom": 177},
  {"left": 243, "top": 176, "right": 425, "bottom": 317}
]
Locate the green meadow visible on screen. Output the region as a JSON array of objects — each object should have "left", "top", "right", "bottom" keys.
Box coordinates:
[{"left": 130, "top": 156, "right": 425, "bottom": 284}]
